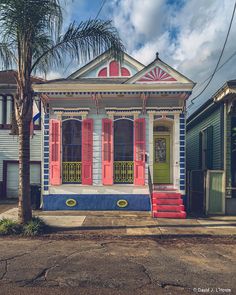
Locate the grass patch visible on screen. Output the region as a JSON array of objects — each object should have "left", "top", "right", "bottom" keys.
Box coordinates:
[
  {"left": 0, "top": 218, "right": 22, "bottom": 235},
  {"left": 0, "top": 217, "right": 47, "bottom": 236},
  {"left": 23, "top": 217, "right": 47, "bottom": 236}
]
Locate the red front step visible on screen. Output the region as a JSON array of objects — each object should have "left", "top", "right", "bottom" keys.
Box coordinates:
[
  {"left": 151, "top": 191, "right": 186, "bottom": 219},
  {"left": 152, "top": 205, "right": 185, "bottom": 212},
  {"left": 152, "top": 192, "right": 181, "bottom": 199},
  {"left": 153, "top": 211, "right": 186, "bottom": 219},
  {"left": 153, "top": 198, "right": 183, "bottom": 205}
]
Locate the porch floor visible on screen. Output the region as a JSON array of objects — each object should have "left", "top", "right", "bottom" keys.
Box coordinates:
[{"left": 49, "top": 185, "right": 149, "bottom": 195}]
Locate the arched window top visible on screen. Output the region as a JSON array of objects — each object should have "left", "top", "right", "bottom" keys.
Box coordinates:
[
  {"left": 153, "top": 120, "right": 172, "bottom": 133},
  {"left": 98, "top": 61, "right": 131, "bottom": 77}
]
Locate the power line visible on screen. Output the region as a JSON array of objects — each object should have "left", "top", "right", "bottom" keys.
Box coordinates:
[
  {"left": 190, "top": 0, "right": 236, "bottom": 103},
  {"left": 186, "top": 49, "right": 236, "bottom": 111},
  {"left": 193, "top": 49, "right": 236, "bottom": 91},
  {"left": 95, "top": 0, "right": 107, "bottom": 20}
]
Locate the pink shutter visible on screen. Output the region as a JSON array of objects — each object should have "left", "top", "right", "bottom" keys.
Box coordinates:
[
  {"left": 49, "top": 119, "right": 61, "bottom": 185},
  {"left": 82, "top": 118, "right": 93, "bottom": 185},
  {"left": 134, "top": 118, "right": 145, "bottom": 185},
  {"left": 102, "top": 118, "right": 113, "bottom": 185}
]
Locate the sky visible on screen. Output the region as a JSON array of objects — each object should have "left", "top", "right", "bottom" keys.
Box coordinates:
[{"left": 48, "top": 0, "right": 236, "bottom": 116}]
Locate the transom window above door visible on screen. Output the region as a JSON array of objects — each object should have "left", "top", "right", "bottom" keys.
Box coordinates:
[{"left": 154, "top": 125, "right": 170, "bottom": 132}]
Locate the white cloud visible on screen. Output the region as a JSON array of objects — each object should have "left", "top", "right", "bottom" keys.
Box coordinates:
[
  {"left": 49, "top": 0, "right": 236, "bottom": 116},
  {"left": 107, "top": 0, "right": 236, "bottom": 115},
  {"left": 108, "top": 0, "right": 167, "bottom": 51},
  {"left": 44, "top": 71, "right": 62, "bottom": 80}
]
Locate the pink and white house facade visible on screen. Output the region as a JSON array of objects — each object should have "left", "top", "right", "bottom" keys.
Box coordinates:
[{"left": 33, "top": 51, "right": 195, "bottom": 218}]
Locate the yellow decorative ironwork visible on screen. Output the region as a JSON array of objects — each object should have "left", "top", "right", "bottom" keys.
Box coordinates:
[
  {"left": 114, "top": 161, "right": 134, "bottom": 183},
  {"left": 62, "top": 162, "right": 82, "bottom": 183}
]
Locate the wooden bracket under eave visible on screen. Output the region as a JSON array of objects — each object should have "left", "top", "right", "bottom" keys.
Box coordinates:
[
  {"left": 92, "top": 93, "right": 99, "bottom": 114},
  {"left": 141, "top": 92, "right": 148, "bottom": 114}
]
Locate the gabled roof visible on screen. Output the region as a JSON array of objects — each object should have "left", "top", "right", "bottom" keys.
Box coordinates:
[
  {"left": 125, "top": 57, "right": 194, "bottom": 85},
  {"left": 0, "top": 70, "right": 44, "bottom": 85},
  {"left": 33, "top": 51, "right": 195, "bottom": 94},
  {"left": 213, "top": 79, "right": 236, "bottom": 102},
  {"left": 68, "top": 50, "right": 145, "bottom": 80},
  {"left": 187, "top": 79, "right": 236, "bottom": 124},
  {"left": 38, "top": 77, "right": 128, "bottom": 85}
]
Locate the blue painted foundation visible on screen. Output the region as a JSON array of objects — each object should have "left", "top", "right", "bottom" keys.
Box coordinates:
[{"left": 43, "top": 194, "right": 151, "bottom": 211}]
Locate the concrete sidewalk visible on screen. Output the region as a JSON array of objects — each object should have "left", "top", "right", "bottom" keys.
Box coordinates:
[{"left": 0, "top": 206, "right": 236, "bottom": 237}]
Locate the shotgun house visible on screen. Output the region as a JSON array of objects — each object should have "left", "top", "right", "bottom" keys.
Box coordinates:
[
  {"left": 33, "top": 51, "right": 194, "bottom": 218},
  {"left": 187, "top": 80, "right": 236, "bottom": 216},
  {"left": 0, "top": 70, "right": 42, "bottom": 199}
]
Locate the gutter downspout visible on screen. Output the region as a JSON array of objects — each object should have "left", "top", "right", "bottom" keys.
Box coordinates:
[{"left": 223, "top": 102, "right": 227, "bottom": 214}]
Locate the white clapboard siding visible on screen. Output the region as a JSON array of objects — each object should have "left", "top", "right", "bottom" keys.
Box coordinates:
[
  {"left": 0, "top": 130, "right": 41, "bottom": 181},
  {"left": 91, "top": 114, "right": 103, "bottom": 185},
  {"left": 6, "top": 162, "right": 41, "bottom": 198},
  {"left": 90, "top": 112, "right": 149, "bottom": 185}
]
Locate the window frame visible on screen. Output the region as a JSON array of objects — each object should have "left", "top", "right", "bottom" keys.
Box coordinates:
[
  {"left": 62, "top": 119, "right": 82, "bottom": 163},
  {"left": 199, "top": 125, "right": 213, "bottom": 170},
  {"left": 0, "top": 94, "right": 41, "bottom": 132}
]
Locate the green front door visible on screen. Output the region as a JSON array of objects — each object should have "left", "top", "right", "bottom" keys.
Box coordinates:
[{"left": 153, "top": 134, "right": 170, "bottom": 184}]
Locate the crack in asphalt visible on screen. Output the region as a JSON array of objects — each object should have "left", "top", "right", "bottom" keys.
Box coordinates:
[
  {"left": 122, "top": 259, "right": 152, "bottom": 289},
  {"left": 0, "top": 252, "right": 29, "bottom": 264},
  {"left": 24, "top": 264, "right": 60, "bottom": 286},
  {"left": 0, "top": 241, "right": 54, "bottom": 282},
  {"left": 128, "top": 259, "right": 190, "bottom": 292},
  {"left": 0, "top": 240, "right": 53, "bottom": 264},
  {"left": 0, "top": 260, "right": 8, "bottom": 280},
  {"left": 135, "top": 262, "right": 152, "bottom": 287},
  {"left": 24, "top": 245, "right": 106, "bottom": 287},
  {"left": 0, "top": 252, "right": 29, "bottom": 281},
  {"left": 99, "top": 242, "right": 154, "bottom": 290}
]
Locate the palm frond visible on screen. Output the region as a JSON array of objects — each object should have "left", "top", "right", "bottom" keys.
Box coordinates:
[
  {"left": 31, "top": 19, "right": 125, "bottom": 73},
  {"left": 0, "top": 0, "right": 63, "bottom": 57},
  {"left": 0, "top": 42, "right": 16, "bottom": 69}
]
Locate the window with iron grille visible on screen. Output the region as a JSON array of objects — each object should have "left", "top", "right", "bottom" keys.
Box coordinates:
[
  {"left": 62, "top": 120, "right": 82, "bottom": 183},
  {"left": 114, "top": 119, "right": 133, "bottom": 161}
]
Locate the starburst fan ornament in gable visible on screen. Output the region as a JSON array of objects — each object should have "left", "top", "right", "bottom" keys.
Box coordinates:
[{"left": 137, "top": 67, "right": 177, "bottom": 82}]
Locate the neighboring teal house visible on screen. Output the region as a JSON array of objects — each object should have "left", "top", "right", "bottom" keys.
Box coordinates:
[{"left": 186, "top": 80, "right": 236, "bottom": 215}]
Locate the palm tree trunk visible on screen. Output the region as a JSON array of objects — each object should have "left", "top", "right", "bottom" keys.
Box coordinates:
[{"left": 18, "top": 117, "right": 32, "bottom": 224}]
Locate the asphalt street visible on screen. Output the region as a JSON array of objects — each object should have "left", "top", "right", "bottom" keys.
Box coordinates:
[{"left": 0, "top": 236, "right": 235, "bottom": 295}]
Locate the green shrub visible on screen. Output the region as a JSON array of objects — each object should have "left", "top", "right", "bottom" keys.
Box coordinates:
[
  {"left": 0, "top": 218, "right": 22, "bottom": 235},
  {"left": 0, "top": 217, "right": 47, "bottom": 236},
  {"left": 23, "top": 217, "right": 46, "bottom": 236}
]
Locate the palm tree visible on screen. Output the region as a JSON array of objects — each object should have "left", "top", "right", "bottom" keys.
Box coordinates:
[{"left": 0, "top": 0, "right": 124, "bottom": 224}]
